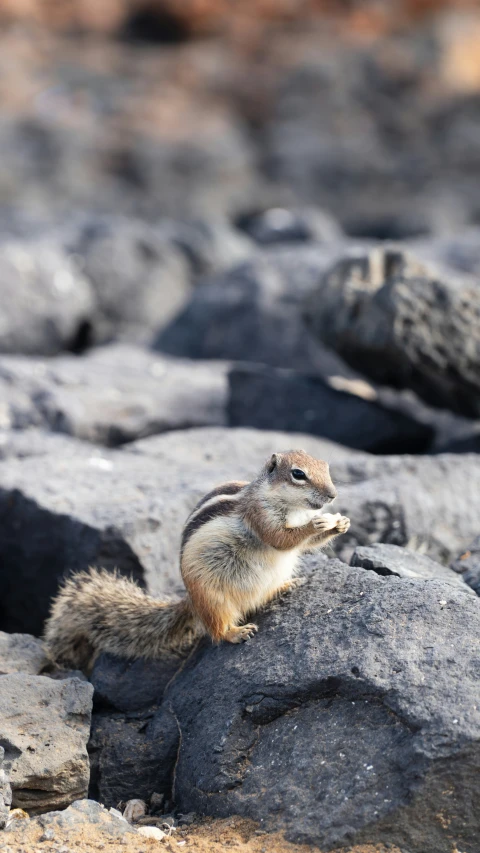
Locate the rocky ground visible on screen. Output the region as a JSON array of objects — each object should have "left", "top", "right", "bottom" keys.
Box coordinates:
[{"left": 1, "top": 3, "right": 480, "bottom": 853}]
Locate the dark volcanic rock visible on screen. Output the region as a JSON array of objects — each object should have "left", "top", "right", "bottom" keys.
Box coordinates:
[
  {"left": 0, "top": 427, "right": 478, "bottom": 635},
  {"left": 228, "top": 364, "right": 434, "bottom": 454},
  {"left": 69, "top": 218, "right": 191, "bottom": 344},
  {"left": 305, "top": 246, "right": 480, "bottom": 417},
  {"left": 155, "top": 247, "right": 354, "bottom": 377},
  {"left": 0, "top": 674, "right": 93, "bottom": 813},
  {"left": 451, "top": 535, "right": 480, "bottom": 596},
  {"left": 0, "top": 237, "right": 95, "bottom": 356},
  {"left": 91, "top": 651, "right": 185, "bottom": 713},
  {"left": 351, "top": 542, "right": 474, "bottom": 593},
  {"left": 166, "top": 559, "right": 480, "bottom": 852},
  {"left": 0, "top": 345, "right": 228, "bottom": 446},
  {"left": 88, "top": 706, "right": 178, "bottom": 807},
  {"left": 0, "top": 747, "right": 12, "bottom": 829}
]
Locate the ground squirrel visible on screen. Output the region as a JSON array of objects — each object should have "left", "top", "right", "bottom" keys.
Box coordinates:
[{"left": 44, "top": 450, "right": 350, "bottom": 670}]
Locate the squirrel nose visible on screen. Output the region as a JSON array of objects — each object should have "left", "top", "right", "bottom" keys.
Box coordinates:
[{"left": 326, "top": 488, "right": 337, "bottom": 501}]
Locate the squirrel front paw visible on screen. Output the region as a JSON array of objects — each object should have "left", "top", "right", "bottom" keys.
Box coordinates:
[
  {"left": 312, "top": 513, "right": 350, "bottom": 535},
  {"left": 334, "top": 515, "right": 350, "bottom": 534},
  {"left": 312, "top": 512, "right": 341, "bottom": 531}
]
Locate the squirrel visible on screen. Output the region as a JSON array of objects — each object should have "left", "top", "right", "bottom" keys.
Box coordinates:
[{"left": 44, "top": 450, "right": 350, "bottom": 671}]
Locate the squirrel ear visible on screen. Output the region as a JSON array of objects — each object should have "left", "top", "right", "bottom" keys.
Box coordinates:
[{"left": 267, "top": 453, "right": 280, "bottom": 473}]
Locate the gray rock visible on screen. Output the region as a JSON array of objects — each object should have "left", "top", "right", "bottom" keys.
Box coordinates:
[
  {"left": 351, "top": 543, "right": 474, "bottom": 593},
  {"left": 330, "top": 452, "right": 480, "bottom": 566},
  {"left": 155, "top": 246, "right": 355, "bottom": 377},
  {"left": 161, "top": 217, "right": 254, "bottom": 277},
  {"left": 91, "top": 650, "right": 186, "bottom": 713},
  {"left": 88, "top": 706, "right": 179, "bottom": 807},
  {"left": 237, "top": 206, "right": 342, "bottom": 245},
  {"left": 0, "top": 345, "right": 228, "bottom": 446},
  {"left": 451, "top": 535, "right": 480, "bottom": 595},
  {"left": 0, "top": 429, "right": 88, "bottom": 461},
  {"left": 0, "top": 237, "right": 95, "bottom": 356},
  {"left": 0, "top": 427, "right": 350, "bottom": 634},
  {"left": 166, "top": 560, "right": 480, "bottom": 852},
  {"left": 0, "top": 427, "right": 478, "bottom": 635},
  {"left": 37, "top": 798, "right": 136, "bottom": 836},
  {"left": 0, "top": 674, "right": 93, "bottom": 813},
  {"left": 305, "top": 246, "right": 480, "bottom": 417},
  {"left": 0, "top": 632, "right": 49, "bottom": 675},
  {"left": 0, "top": 747, "right": 12, "bottom": 829},
  {"left": 228, "top": 364, "right": 434, "bottom": 454},
  {"left": 69, "top": 218, "right": 192, "bottom": 344}
]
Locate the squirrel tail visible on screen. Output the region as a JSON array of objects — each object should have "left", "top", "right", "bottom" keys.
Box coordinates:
[{"left": 43, "top": 568, "right": 201, "bottom": 671}]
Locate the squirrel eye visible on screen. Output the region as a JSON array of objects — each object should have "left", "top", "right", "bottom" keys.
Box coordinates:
[{"left": 291, "top": 468, "right": 307, "bottom": 481}]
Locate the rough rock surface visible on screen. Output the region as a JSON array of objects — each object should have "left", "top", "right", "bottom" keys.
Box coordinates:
[
  {"left": 228, "top": 364, "right": 434, "bottom": 454},
  {"left": 2, "top": 799, "right": 138, "bottom": 848},
  {"left": 451, "top": 535, "right": 480, "bottom": 596},
  {"left": 155, "top": 247, "right": 354, "bottom": 377},
  {"left": 305, "top": 246, "right": 480, "bottom": 417},
  {"left": 0, "top": 746, "right": 12, "bottom": 830},
  {"left": 0, "top": 237, "right": 95, "bottom": 356},
  {"left": 166, "top": 559, "right": 480, "bottom": 853},
  {"left": 0, "top": 674, "right": 93, "bottom": 813},
  {"left": 91, "top": 651, "right": 186, "bottom": 713},
  {"left": 69, "top": 218, "right": 192, "bottom": 343},
  {"left": 0, "top": 632, "right": 49, "bottom": 674},
  {"left": 88, "top": 706, "right": 179, "bottom": 807},
  {"left": 0, "top": 345, "right": 228, "bottom": 445},
  {"left": 0, "top": 427, "right": 479, "bottom": 635},
  {"left": 351, "top": 543, "right": 474, "bottom": 593}
]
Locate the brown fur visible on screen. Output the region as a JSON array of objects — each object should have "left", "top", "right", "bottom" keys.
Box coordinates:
[{"left": 44, "top": 450, "right": 349, "bottom": 669}]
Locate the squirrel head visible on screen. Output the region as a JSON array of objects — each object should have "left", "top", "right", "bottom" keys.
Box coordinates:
[{"left": 262, "top": 450, "right": 337, "bottom": 513}]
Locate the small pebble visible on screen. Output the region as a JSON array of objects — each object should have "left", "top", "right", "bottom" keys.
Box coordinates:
[
  {"left": 137, "top": 826, "right": 166, "bottom": 841},
  {"left": 39, "top": 829, "right": 55, "bottom": 842}
]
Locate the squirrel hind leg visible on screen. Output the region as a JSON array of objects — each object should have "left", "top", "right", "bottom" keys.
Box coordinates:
[{"left": 186, "top": 579, "right": 247, "bottom": 645}]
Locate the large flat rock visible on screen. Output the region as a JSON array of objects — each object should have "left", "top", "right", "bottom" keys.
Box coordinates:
[
  {"left": 165, "top": 558, "right": 480, "bottom": 853},
  {"left": 0, "top": 345, "right": 228, "bottom": 445},
  {"left": 0, "top": 674, "right": 93, "bottom": 813},
  {"left": 0, "top": 427, "right": 478, "bottom": 634}
]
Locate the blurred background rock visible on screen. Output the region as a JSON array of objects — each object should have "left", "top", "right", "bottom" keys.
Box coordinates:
[{"left": 1, "top": 0, "right": 480, "bottom": 230}]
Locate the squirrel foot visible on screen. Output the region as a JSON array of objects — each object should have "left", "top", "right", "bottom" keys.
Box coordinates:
[
  {"left": 275, "top": 577, "right": 306, "bottom": 598},
  {"left": 224, "top": 623, "right": 258, "bottom": 643}
]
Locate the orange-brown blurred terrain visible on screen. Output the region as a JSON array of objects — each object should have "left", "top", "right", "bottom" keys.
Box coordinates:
[
  {"left": 0, "top": 0, "right": 479, "bottom": 38},
  {"left": 0, "top": 0, "right": 480, "bottom": 232}
]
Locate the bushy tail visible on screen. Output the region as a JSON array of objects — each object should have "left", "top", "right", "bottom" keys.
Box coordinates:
[{"left": 44, "top": 568, "right": 201, "bottom": 671}]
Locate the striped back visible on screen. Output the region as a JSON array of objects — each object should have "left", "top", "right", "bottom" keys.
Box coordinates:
[{"left": 181, "top": 481, "right": 247, "bottom": 554}]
